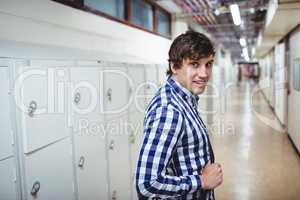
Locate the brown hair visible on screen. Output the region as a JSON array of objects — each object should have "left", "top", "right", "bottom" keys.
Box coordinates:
[{"left": 167, "top": 30, "right": 215, "bottom": 76}]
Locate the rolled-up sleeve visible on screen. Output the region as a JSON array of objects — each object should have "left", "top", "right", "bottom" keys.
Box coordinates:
[{"left": 135, "top": 105, "right": 202, "bottom": 199}]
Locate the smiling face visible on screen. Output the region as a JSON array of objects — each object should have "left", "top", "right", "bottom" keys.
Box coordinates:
[{"left": 171, "top": 54, "right": 214, "bottom": 95}]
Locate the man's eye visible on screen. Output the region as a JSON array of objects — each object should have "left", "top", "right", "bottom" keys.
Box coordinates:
[
  {"left": 191, "top": 63, "right": 198, "bottom": 68},
  {"left": 206, "top": 63, "right": 212, "bottom": 68}
]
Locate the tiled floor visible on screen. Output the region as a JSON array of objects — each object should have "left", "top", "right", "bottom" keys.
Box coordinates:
[{"left": 210, "top": 81, "right": 300, "bottom": 200}]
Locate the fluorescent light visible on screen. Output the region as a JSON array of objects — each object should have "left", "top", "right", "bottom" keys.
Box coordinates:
[
  {"left": 230, "top": 4, "right": 241, "bottom": 26},
  {"left": 243, "top": 47, "right": 250, "bottom": 61},
  {"left": 239, "top": 38, "right": 246, "bottom": 47}
]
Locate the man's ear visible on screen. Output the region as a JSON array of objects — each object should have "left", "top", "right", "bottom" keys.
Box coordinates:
[{"left": 170, "top": 63, "right": 177, "bottom": 75}]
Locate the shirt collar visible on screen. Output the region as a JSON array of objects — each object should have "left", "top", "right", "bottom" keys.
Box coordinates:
[{"left": 167, "top": 76, "right": 199, "bottom": 106}]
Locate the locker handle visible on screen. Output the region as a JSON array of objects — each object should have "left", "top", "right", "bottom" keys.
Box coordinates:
[
  {"left": 74, "top": 92, "right": 81, "bottom": 105},
  {"left": 109, "top": 140, "right": 115, "bottom": 150},
  {"left": 30, "top": 181, "right": 40, "bottom": 197},
  {"left": 107, "top": 88, "right": 112, "bottom": 102},
  {"left": 78, "top": 156, "right": 85, "bottom": 168},
  {"left": 130, "top": 134, "right": 135, "bottom": 144},
  {"left": 28, "top": 101, "right": 37, "bottom": 117},
  {"left": 112, "top": 190, "right": 117, "bottom": 200}
]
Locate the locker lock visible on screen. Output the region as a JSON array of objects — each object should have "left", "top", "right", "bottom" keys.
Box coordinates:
[
  {"left": 74, "top": 92, "right": 81, "bottom": 105},
  {"left": 130, "top": 134, "right": 135, "bottom": 144},
  {"left": 109, "top": 140, "right": 115, "bottom": 150},
  {"left": 107, "top": 88, "right": 112, "bottom": 102},
  {"left": 112, "top": 190, "right": 117, "bottom": 200},
  {"left": 78, "top": 156, "right": 85, "bottom": 168},
  {"left": 28, "top": 101, "right": 37, "bottom": 117},
  {"left": 30, "top": 181, "right": 41, "bottom": 197},
  {"left": 128, "top": 87, "right": 133, "bottom": 94}
]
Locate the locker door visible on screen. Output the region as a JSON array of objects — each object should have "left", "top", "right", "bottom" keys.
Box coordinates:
[
  {"left": 103, "top": 64, "right": 131, "bottom": 200},
  {"left": 157, "top": 64, "right": 167, "bottom": 88},
  {"left": 127, "top": 65, "right": 146, "bottom": 200},
  {"left": 14, "top": 60, "right": 70, "bottom": 153},
  {"left": 0, "top": 66, "right": 14, "bottom": 160},
  {"left": 0, "top": 158, "right": 17, "bottom": 200},
  {"left": 24, "top": 138, "right": 74, "bottom": 200},
  {"left": 128, "top": 65, "right": 146, "bottom": 114},
  {"left": 70, "top": 64, "right": 109, "bottom": 200},
  {"left": 145, "top": 65, "right": 158, "bottom": 105}
]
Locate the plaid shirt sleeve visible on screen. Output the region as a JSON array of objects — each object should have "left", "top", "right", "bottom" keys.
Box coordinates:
[{"left": 135, "top": 105, "right": 202, "bottom": 199}]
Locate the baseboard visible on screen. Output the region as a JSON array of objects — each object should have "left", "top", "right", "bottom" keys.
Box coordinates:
[
  {"left": 258, "top": 88, "right": 286, "bottom": 128},
  {"left": 287, "top": 134, "right": 300, "bottom": 157}
]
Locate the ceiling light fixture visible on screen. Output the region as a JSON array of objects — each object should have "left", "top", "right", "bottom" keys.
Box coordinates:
[{"left": 230, "top": 4, "right": 241, "bottom": 26}]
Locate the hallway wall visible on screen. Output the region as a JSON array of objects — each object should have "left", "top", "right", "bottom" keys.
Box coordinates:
[
  {"left": 0, "top": 0, "right": 171, "bottom": 63},
  {"left": 259, "top": 25, "right": 300, "bottom": 153},
  {"left": 288, "top": 26, "right": 300, "bottom": 152}
]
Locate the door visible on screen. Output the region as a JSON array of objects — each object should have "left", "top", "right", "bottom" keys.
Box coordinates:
[
  {"left": 0, "top": 63, "right": 18, "bottom": 200},
  {"left": 24, "top": 138, "right": 74, "bottom": 200},
  {"left": 127, "top": 65, "right": 146, "bottom": 200},
  {"left": 274, "top": 43, "right": 287, "bottom": 126},
  {"left": 0, "top": 66, "right": 14, "bottom": 160},
  {"left": 157, "top": 64, "right": 167, "bottom": 88},
  {"left": 103, "top": 63, "right": 131, "bottom": 200},
  {"left": 70, "top": 62, "right": 109, "bottom": 200},
  {"left": 288, "top": 31, "right": 300, "bottom": 152},
  {"left": 14, "top": 60, "right": 70, "bottom": 153},
  {"left": 144, "top": 65, "right": 158, "bottom": 106}
]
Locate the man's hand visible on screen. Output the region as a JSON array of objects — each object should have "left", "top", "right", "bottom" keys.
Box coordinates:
[{"left": 200, "top": 162, "right": 223, "bottom": 190}]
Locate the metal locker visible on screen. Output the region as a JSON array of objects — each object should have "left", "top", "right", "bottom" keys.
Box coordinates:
[
  {"left": 127, "top": 65, "right": 146, "bottom": 200},
  {"left": 24, "top": 138, "right": 74, "bottom": 200},
  {"left": 0, "top": 66, "right": 14, "bottom": 160},
  {"left": 0, "top": 157, "right": 17, "bottom": 200},
  {"left": 14, "top": 60, "right": 70, "bottom": 153},
  {"left": 145, "top": 65, "right": 159, "bottom": 105},
  {"left": 157, "top": 64, "right": 167, "bottom": 88},
  {"left": 70, "top": 64, "right": 109, "bottom": 200},
  {"left": 127, "top": 65, "right": 147, "bottom": 114},
  {"left": 103, "top": 64, "right": 131, "bottom": 200}
]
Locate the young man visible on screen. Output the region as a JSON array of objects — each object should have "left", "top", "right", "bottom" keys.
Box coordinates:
[{"left": 135, "top": 31, "right": 223, "bottom": 200}]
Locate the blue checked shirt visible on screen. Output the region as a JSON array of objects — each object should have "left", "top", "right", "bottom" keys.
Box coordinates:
[{"left": 135, "top": 77, "right": 215, "bottom": 200}]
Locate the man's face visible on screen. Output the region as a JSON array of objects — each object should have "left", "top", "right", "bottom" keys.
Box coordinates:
[{"left": 172, "top": 55, "right": 214, "bottom": 95}]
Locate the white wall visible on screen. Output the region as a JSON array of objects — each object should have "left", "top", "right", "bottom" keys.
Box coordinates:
[
  {"left": 274, "top": 42, "right": 286, "bottom": 125},
  {"left": 259, "top": 51, "right": 275, "bottom": 107},
  {"left": 0, "top": 0, "right": 171, "bottom": 63},
  {"left": 172, "top": 18, "right": 188, "bottom": 39},
  {"left": 288, "top": 27, "right": 300, "bottom": 152}
]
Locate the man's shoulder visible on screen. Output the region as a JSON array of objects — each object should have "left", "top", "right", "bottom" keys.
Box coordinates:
[{"left": 146, "top": 84, "right": 183, "bottom": 116}]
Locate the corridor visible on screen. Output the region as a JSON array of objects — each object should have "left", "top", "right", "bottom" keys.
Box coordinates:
[{"left": 212, "top": 81, "right": 300, "bottom": 200}]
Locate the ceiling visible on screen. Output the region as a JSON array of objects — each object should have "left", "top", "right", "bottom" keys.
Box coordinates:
[{"left": 156, "top": 0, "right": 270, "bottom": 63}]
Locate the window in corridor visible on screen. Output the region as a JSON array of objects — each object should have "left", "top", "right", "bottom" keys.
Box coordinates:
[
  {"left": 156, "top": 8, "right": 170, "bottom": 37},
  {"left": 293, "top": 59, "right": 300, "bottom": 91},
  {"left": 52, "top": 0, "right": 171, "bottom": 38},
  {"left": 85, "top": 0, "right": 125, "bottom": 20},
  {"left": 131, "top": 0, "right": 153, "bottom": 30}
]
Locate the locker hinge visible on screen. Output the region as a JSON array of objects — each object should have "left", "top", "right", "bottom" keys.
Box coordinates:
[
  {"left": 13, "top": 166, "right": 17, "bottom": 183},
  {"left": 11, "top": 130, "right": 15, "bottom": 146}
]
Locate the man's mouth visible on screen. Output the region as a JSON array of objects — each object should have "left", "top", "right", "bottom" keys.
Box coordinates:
[{"left": 193, "top": 80, "right": 207, "bottom": 86}]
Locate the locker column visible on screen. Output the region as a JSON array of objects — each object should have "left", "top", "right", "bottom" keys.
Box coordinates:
[
  {"left": 144, "top": 65, "right": 159, "bottom": 105},
  {"left": 13, "top": 59, "right": 75, "bottom": 200},
  {"left": 127, "top": 64, "right": 147, "bottom": 200},
  {"left": 70, "top": 61, "right": 109, "bottom": 200},
  {"left": 102, "top": 63, "right": 132, "bottom": 200},
  {"left": 0, "top": 59, "right": 19, "bottom": 200}
]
